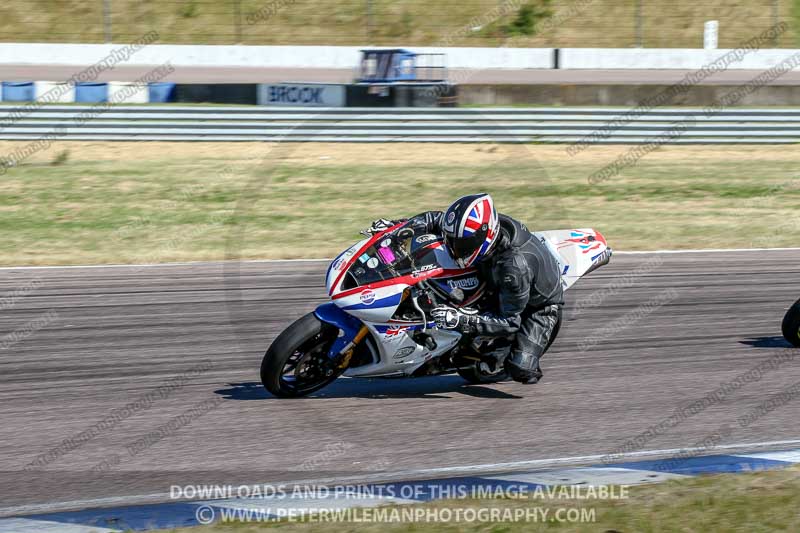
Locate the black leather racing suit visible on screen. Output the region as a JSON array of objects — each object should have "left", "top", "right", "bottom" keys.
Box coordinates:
[{"left": 407, "top": 211, "right": 564, "bottom": 380}]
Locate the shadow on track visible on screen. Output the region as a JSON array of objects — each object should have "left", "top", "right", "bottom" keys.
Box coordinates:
[
  {"left": 739, "top": 336, "right": 795, "bottom": 349},
  {"left": 214, "top": 376, "right": 524, "bottom": 400}
]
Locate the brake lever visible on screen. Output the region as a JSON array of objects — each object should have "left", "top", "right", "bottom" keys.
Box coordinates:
[{"left": 413, "top": 281, "right": 440, "bottom": 332}]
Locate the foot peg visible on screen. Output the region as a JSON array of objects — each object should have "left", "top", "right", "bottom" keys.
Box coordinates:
[{"left": 412, "top": 331, "right": 437, "bottom": 351}]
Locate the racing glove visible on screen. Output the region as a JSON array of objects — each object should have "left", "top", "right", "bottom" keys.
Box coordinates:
[
  {"left": 361, "top": 218, "right": 403, "bottom": 236},
  {"left": 431, "top": 305, "right": 479, "bottom": 334}
]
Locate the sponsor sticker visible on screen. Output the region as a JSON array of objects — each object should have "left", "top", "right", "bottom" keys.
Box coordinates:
[
  {"left": 377, "top": 246, "right": 396, "bottom": 264},
  {"left": 446, "top": 211, "right": 456, "bottom": 224},
  {"left": 393, "top": 346, "right": 415, "bottom": 360},
  {"left": 416, "top": 234, "right": 437, "bottom": 244},
  {"left": 447, "top": 277, "right": 479, "bottom": 290},
  {"left": 383, "top": 325, "right": 411, "bottom": 338},
  {"left": 360, "top": 289, "right": 376, "bottom": 305},
  {"left": 411, "top": 264, "right": 437, "bottom": 278},
  {"left": 331, "top": 257, "right": 345, "bottom": 270}
]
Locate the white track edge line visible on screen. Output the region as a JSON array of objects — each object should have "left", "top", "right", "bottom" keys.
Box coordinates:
[
  {"left": 3, "top": 438, "right": 799, "bottom": 518},
  {"left": 1, "top": 247, "right": 799, "bottom": 270},
  {"left": 614, "top": 247, "right": 800, "bottom": 254}
]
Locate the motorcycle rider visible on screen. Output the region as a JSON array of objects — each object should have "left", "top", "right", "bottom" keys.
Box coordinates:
[{"left": 365, "top": 193, "right": 563, "bottom": 384}]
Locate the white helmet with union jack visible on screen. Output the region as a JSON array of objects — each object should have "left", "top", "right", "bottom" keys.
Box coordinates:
[{"left": 441, "top": 193, "right": 499, "bottom": 268}]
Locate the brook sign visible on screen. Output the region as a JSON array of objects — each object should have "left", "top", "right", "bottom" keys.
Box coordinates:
[{"left": 257, "top": 83, "right": 345, "bottom": 107}]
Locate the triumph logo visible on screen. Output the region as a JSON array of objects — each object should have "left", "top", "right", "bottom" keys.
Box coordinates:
[{"left": 447, "top": 277, "right": 479, "bottom": 290}]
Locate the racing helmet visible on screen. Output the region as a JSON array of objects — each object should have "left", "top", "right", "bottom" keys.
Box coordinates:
[{"left": 441, "top": 193, "right": 499, "bottom": 268}]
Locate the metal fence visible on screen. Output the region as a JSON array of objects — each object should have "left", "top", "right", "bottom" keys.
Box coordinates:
[
  {"left": 0, "top": 0, "right": 793, "bottom": 48},
  {"left": 1, "top": 106, "right": 799, "bottom": 143}
]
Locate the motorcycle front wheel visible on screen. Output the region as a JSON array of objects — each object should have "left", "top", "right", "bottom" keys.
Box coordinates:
[
  {"left": 261, "top": 312, "right": 342, "bottom": 398},
  {"left": 782, "top": 298, "right": 800, "bottom": 348}
]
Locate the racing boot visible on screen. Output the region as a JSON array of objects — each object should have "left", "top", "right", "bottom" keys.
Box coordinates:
[{"left": 504, "top": 351, "right": 543, "bottom": 384}]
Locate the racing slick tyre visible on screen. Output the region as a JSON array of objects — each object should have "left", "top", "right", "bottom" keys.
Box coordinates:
[
  {"left": 261, "top": 312, "right": 343, "bottom": 398},
  {"left": 458, "top": 306, "right": 563, "bottom": 384},
  {"left": 782, "top": 298, "right": 800, "bottom": 348}
]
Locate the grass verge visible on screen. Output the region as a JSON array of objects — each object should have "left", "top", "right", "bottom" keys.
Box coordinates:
[
  {"left": 1, "top": 141, "right": 799, "bottom": 266},
  {"left": 0, "top": 0, "right": 795, "bottom": 48},
  {"left": 161, "top": 467, "right": 800, "bottom": 532}
]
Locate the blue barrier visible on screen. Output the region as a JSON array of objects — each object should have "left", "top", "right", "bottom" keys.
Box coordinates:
[
  {"left": 75, "top": 82, "right": 108, "bottom": 103},
  {"left": 2, "top": 81, "right": 35, "bottom": 102},
  {"left": 148, "top": 82, "right": 176, "bottom": 103}
]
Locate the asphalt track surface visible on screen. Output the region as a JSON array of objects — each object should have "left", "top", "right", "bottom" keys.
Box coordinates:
[
  {"left": 1, "top": 249, "right": 799, "bottom": 515},
  {"left": 5, "top": 66, "right": 800, "bottom": 85}
]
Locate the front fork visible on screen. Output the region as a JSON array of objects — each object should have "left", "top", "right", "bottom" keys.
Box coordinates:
[
  {"left": 336, "top": 325, "right": 370, "bottom": 369},
  {"left": 314, "top": 302, "right": 369, "bottom": 369}
]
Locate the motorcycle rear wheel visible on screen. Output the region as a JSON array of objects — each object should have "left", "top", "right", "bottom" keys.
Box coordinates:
[
  {"left": 261, "top": 313, "right": 342, "bottom": 398},
  {"left": 782, "top": 298, "right": 800, "bottom": 348}
]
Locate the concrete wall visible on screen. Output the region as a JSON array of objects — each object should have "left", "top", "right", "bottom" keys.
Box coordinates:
[
  {"left": 560, "top": 48, "right": 800, "bottom": 70},
  {"left": 0, "top": 43, "right": 554, "bottom": 70},
  {"left": 413, "top": 46, "right": 554, "bottom": 69},
  {"left": 3, "top": 42, "right": 800, "bottom": 71},
  {"left": 459, "top": 83, "right": 800, "bottom": 106}
]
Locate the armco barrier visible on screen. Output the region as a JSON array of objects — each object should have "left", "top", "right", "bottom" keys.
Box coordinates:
[{"left": 1, "top": 105, "right": 799, "bottom": 144}]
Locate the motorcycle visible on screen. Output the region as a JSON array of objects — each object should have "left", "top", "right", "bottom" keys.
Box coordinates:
[
  {"left": 782, "top": 297, "right": 800, "bottom": 347},
  {"left": 261, "top": 221, "right": 612, "bottom": 397}
]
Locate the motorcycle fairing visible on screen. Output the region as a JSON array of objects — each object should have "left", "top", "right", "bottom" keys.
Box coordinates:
[
  {"left": 313, "top": 302, "right": 363, "bottom": 359},
  {"left": 534, "top": 229, "right": 611, "bottom": 289},
  {"left": 344, "top": 321, "right": 461, "bottom": 378}
]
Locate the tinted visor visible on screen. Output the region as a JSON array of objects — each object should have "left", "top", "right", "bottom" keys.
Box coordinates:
[{"left": 444, "top": 232, "right": 485, "bottom": 266}]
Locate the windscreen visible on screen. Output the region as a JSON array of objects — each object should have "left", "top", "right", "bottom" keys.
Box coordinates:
[{"left": 341, "top": 225, "right": 441, "bottom": 290}]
